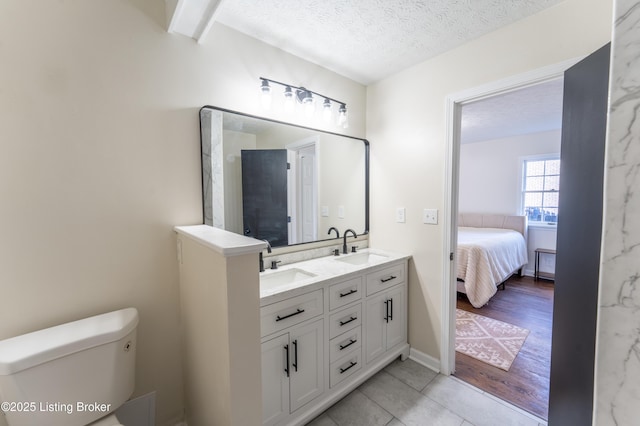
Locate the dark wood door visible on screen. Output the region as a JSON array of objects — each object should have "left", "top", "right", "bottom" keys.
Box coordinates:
[
  {"left": 241, "top": 149, "right": 289, "bottom": 247},
  {"left": 548, "top": 43, "right": 610, "bottom": 425}
]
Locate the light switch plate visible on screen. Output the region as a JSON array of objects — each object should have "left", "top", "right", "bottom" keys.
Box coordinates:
[
  {"left": 423, "top": 209, "right": 438, "bottom": 224},
  {"left": 338, "top": 205, "right": 345, "bottom": 219},
  {"left": 321, "top": 206, "right": 329, "bottom": 217},
  {"left": 396, "top": 207, "right": 406, "bottom": 223}
]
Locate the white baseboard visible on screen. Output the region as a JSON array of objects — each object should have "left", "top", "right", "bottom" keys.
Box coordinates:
[{"left": 409, "top": 347, "right": 441, "bottom": 373}]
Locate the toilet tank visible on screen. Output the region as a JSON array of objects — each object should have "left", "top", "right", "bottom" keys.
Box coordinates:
[{"left": 0, "top": 308, "right": 138, "bottom": 426}]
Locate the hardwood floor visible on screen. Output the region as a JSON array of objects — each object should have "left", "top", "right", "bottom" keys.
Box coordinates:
[{"left": 454, "top": 275, "right": 554, "bottom": 420}]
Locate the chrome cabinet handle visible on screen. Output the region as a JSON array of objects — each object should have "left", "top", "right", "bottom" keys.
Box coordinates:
[
  {"left": 340, "top": 361, "right": 357, "bottom": 374},
  {"left": 276, "top": 308, "right": 305, "bottom": 322},
  {"left": 339, "top": 288, "right": 357, "bottom": 298},
  {"left": 339, "top": 316, "right": 357, "bottom": 326},
  {"left": 284, "top": 344, "right": 289, "bottom": 377},
  {"left": 339, "top": 339, "right": 357, "bottom": 351},
  {"left": 292, "top": 340, "right": 298, "bottom": 372}
]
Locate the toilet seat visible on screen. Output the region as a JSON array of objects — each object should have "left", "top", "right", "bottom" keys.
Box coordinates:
[{"left": 87, "top": 413, "right": 123, "bottom": 426}]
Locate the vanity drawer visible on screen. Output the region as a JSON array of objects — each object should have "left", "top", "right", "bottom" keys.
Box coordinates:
[
  {"left": 365, "top": 263, "right": 406, "bottom": 296},
  {"left": 330, "top": 349, "right": 362, "bottom": 388},
  {"left": 329, "top": 303, "right": 362, "bottom": 339},
  {"left": 329, "top": 326, "right": 361, "bottom": 363},
  {"left": 328, "top": 277, "right": 363, "bottom": 311},
  {"left": 260, "top": 289, "right": 323, "bottom": 337}
]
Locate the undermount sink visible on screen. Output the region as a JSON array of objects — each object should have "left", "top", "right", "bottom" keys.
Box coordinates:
[
  {"left": 260, "top": 268, "right": 317, "bottom": 291},
  {"left": 335, "top": 252, "right": 389, "bottom": 265}
]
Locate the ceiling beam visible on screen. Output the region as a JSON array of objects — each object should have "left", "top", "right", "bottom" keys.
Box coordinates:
[{"left": 166, "top": 0, "right": 226, "bottom": 44}]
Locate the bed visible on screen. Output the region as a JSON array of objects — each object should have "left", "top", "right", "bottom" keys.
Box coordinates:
[{"left": 457, "top": 213, "right": 528, "bottom": 308}]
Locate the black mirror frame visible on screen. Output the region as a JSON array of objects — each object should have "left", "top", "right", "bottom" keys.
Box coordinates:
[{"left": 199, "top": 105, "right": 369, "bottom": 246}]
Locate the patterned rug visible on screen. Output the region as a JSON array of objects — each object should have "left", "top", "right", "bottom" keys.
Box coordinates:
[{"left": 455, "top": 309, "right": 529, "bottom": 371}]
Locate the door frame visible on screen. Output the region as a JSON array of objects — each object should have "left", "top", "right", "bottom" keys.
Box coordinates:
[
  {"left": 440, "top": 57, "right": 582, "bottom": 375},
  {"left": 286, "top": 136, "right": 319, "bottom": 244}
]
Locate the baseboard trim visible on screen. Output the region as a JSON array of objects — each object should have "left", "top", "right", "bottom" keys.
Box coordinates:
[
  {"left": 523, "top": 268, "right": 534, "bottom": 277},
  {"left": 409, "top": 347, "right": 441, "bottom": 373}
]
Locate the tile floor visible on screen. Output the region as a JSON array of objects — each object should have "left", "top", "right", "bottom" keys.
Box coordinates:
[{"left": 306, "top": 358, "right": 547, "bottom": 426}]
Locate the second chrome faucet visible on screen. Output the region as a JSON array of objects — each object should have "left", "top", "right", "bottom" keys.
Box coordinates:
[
  {"left": 328, "top": 227, "right": 340, "bottom": 239},
  {"left": 343, "top": 229, "right": 357, "bottom": 254}
]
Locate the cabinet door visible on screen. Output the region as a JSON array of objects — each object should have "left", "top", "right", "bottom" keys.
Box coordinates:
[
  {"left": 365, "top": 292, "right": 387, "bottom": 364},
  {"left": 385, "top": 285, "right": 406, "bottom": 350},
  {"left": 262, "top": 333, "right": 290, "bottom": 426},
  {"left": 289, "top": 318, "right": 324, "bottom": 412}
]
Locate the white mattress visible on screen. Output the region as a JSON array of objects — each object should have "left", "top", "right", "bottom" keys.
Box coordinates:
[{"left": 457, "top": 227, "right": 528, "bottom": 308}]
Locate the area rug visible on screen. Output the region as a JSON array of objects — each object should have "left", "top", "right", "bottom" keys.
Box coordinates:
[{"left": 455, "top": 309, "right": 529, "bottom": 371}]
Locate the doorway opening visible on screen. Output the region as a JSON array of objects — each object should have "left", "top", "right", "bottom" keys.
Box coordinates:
[{"left": 441, "top": 59, "right": 578, "bottom": 419}]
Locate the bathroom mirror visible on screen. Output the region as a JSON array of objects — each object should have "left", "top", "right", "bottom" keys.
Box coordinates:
[{"left": 200, "top": 106, "right": 369, "bottom": 248}]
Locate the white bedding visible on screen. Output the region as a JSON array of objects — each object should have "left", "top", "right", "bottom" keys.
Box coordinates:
[{"left": 457, "top": 227, "right": 528, "bottom": 308}]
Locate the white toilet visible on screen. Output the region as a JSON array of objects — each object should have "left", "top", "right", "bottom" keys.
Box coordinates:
[{"left": 0, "top": 308, "right": 138, "bottom": 426}]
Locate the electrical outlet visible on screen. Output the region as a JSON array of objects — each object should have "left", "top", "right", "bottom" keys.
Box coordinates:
[
  {"left": 338, "top": 205, "right": 345, "bottom": 219},
  {"left": 423, "top": 209, "right": 438, "bottom": 224},
  {"left": 321, "top": 206, "right": 329, "bottom": 217},
  {"left": 396, "top": 207, "right": 406, "bottom": 223}
]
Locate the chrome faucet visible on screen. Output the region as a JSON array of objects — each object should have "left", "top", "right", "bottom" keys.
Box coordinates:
[
  {"left": 343, "top": 229, "right": 357, "bottom": 254},
  {"left": 328, "top": 227, "right": 340, "bottom": 239},
  {"left": 259, "top": 239, "right": 272, "bottom": 272}
]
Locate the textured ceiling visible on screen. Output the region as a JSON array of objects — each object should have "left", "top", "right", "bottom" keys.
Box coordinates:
[
  {"left": 216, "top": 0, "right": 563, "bottom": 84},
  {"left": 460, "top": 78, "right": 564, "bottom": 144}
]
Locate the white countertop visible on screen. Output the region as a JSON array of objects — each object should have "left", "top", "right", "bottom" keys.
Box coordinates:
[
  {"left": 174, "top": 224, "right": 267, "bottom": 256},
  {"left": 259, "top": 248, "right": 410, "bottom": 303}
]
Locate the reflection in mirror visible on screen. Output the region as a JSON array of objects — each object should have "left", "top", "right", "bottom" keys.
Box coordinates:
[{"left": 200, "top": 106, "right": 369, "bottom": 249}]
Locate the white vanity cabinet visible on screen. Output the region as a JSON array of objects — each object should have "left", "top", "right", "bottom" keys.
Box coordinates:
[
  {"left": 260, "top": 254, "right": 409, "bottom": 426},
  {"left": 262, "top": 318, "right": 325, "bottom": 425},
  {"left": 261, "top": 291, "right": 325, "bottom": 426},
  {"left": 363, "top": 263, "right": 407, "bottom": 363},
  {"left": 365, "top": 285, "right": 406, "bottom": 363}
]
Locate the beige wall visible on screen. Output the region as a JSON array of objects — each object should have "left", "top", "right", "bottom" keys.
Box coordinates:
[
  {"left": 366, "top": 0, "right": 613, "bottom": 360},
  {"left": 0, "top": 1, "right": 365, "bottom": 425},
  {"left": 459, "top": 130, "right": 561, "bottom": 215}
]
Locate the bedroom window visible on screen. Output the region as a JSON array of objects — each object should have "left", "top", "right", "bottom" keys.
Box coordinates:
[{"left": 522, "top": 158, "right": 560, "bottom": 225}]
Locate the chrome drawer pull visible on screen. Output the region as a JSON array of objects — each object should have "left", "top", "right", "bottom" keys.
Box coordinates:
[
  {"left": 339, "top": 316, "right": 357, "bottom": 326},
  {"left": 380, "top": 275, "right": 397, "bottom": 283},
  {"left": 339, "top": 361, "right": 357, "bottom": 374},
  {"left": 292, "top": 340, "right": 298, "bottom": 372},
  {"left": 276, "top": 308, "right": 305, "bottom": 322},
  {"left": 339, "top": 339, "right": 357, "bottom": 350},
  {"left": 284, "top": 345, "right": 289, "bottom": 377},
  {"left": 339, "top": 288, "right": 358, "bottom": 298}
]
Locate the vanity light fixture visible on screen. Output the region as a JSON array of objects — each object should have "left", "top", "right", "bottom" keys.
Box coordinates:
[
  {"left": 283, "top": 86, "right": 295, "bottom": 113},
  {"left": 260, "top": 79, "right": 272, "bottom": 109},
  {"left": 259, "top": 77, "right": 348, "bottom": 128},
  {"left": 322, "top": 98, "right": 332, "bottom": 123},
  {"left": 337, "top": 103, "right": 348, "bottom": 128}
]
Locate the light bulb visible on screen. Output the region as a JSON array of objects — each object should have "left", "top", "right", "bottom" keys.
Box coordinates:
[
  {"left": 303, "top": 92, "right": 314, "bottom": 117},
  {"left": 260, "top": 80, "right": 271, "bottom": 110},
  {"left": 283, "top": 86, "right": 294, "bottom": 113},
  {"left": 322, "top": 99, "right": 332, "bottom": 122},
  {"left": 337, "top": 104, "right": 348, "bottom": 128}
]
